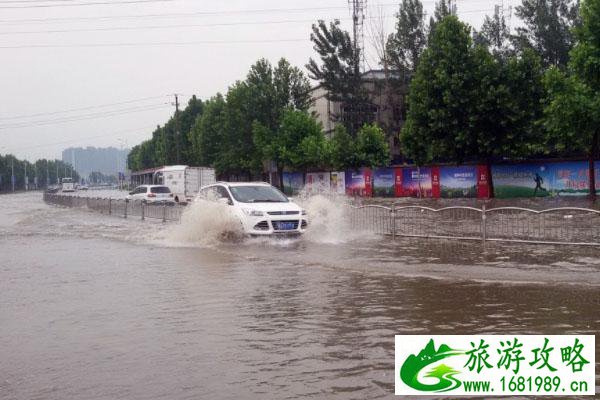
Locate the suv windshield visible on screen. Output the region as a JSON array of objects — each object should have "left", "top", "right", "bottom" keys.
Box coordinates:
[
  {"left": 150, "top": 186, "right": 171, "bottom": 194},
  {"left": 229, "top": 185, "right": 288, "bottom": 203}
]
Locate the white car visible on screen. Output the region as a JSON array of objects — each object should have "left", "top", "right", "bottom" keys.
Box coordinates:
[
  {"left": 197, "top": 182, "right": 308, "bottom": 235},
  {"left": 127, "top": 185, "right": 175, "bottom": 204}
]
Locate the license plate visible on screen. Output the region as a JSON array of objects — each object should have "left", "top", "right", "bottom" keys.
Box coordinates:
[{"left": 277, "top": 222, "right": 295, "bottom": 230}]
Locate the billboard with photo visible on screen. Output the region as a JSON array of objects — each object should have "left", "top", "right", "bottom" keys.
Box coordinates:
[
  {"left": 400, "top": 167, "right": 433, "bottom": 197},
  {"left": 373, "top": 168, "right": 396, "bottom": 197},
  {"left": 330, "top": 171, "right": 346, "bottom": 195},
  {"left": 492, "top": 161, "right": 590, "bottom": 198},
  {"left": 345, "top": 169, "right": 372, "bottom": 197},
  {"left": 282, "top": 172, "right": 304, "bottom": 195},
  {"left": 305, "top": 172, "right": 331, "bottom": 194},
  {"left": 439, "top": 166, "right": 478, "bottom": 198}
]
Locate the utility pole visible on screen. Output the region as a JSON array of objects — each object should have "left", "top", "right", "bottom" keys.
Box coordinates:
[
  {"left": 348, "top": 0, "right": 367, "bottom": 75},
  {"left": 55, "top": 160, "right": 59, "bottom": 184},
  {"left": 24, "top": 162, "right": 27, "bottom": 191},
  {"left": 11, "top": 158, "right": 14, "bottom": 192},
  {"left": 174, "top": 94, "right": 181, "bottom": 164},
  {"left": 46, "top": 160, "right": 49, "bottom": 188}
]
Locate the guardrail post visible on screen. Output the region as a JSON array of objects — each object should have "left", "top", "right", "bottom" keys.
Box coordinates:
[
  {"left": 108, "top": 198, "right": 112, "bottom": 215},
  {"left": 391, "top": 204, "right": 396, "bottom": 238},
  {"left": 162, "top": 203, "right": 167, "bottom": 223},
  {"left": 481, "top": 204, "right": 487, "bottom": 244},
  {"left": 124, "top": 199, "right": 128, "bottom": 219},
  {"left": 141, "top": 201, "right": 145, "bottom": 221}
]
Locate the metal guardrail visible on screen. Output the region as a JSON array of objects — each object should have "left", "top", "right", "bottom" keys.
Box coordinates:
[
  {"left": 346, "top": 204, "right": 600, "bottom": 246},
  {"left": 43, "top": 192, "right": 184, "bottom": 222},
  {"left": 44, "top": 193, "right": 600, "bottom": 246}
]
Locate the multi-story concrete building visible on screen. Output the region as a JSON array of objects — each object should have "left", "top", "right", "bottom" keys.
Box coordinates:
[{"left": 309, "top": 69, "right": 409, "bottom": 161}]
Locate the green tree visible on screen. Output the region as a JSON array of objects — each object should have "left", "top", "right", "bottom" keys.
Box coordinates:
[
  {"left": 330, "top": 125, "right": 359, "bottom": 170},
  {"left": 190, "top": 94, "right": 226, "bottom": 167},
  {"left": 401, "top": 16, "right": 545, "bottom": 195},
  {"left": 355, "top": 124, "right": 390, "bottom": 168},
  {"left": 253, "top": 110, "right": 326, "bottom": 188},
  {"left": 514, "top": 0, "right": 580, "bottom": 68},
  {"left": 307, "top": 20, "right": 374, "bottom": 134},
  {"left": 428, "top": 0, "right": 452, "bottom": 41},
  {"left": 544, "top": 0, "right": 600, "bottom": 199},
  {"left": 474, "top": 6, "right": 511, "bottom": 57},
  {"left": 386, "top": 0, "right": 427, "bottom": 79}
]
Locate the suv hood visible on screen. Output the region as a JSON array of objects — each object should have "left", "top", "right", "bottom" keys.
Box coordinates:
[{"left": 237, "top": 201, "right": 302, "bottom": 213}]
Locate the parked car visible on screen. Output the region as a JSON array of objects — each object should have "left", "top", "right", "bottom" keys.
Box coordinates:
[
  {"left": 127, "top": 185, "right": 175, "bottom": 204},
  {"left": 196, "top": 182, "right": 308, "bottom": 235}
]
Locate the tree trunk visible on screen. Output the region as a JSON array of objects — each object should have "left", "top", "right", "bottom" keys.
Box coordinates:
[{"left": 278, "top": 165, "right": 284, "bottom": 192}]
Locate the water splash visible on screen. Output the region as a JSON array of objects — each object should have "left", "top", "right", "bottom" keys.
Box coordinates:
[
  {"left": 299, "top": 193, "right": 371, "bottom": 244},
  {"left": 156, "top": 198, "right": 244, "bottom": 247}
]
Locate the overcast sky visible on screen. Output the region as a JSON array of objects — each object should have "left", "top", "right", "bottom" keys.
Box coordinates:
[{"left": 0, "top": 0, "right": 509, "bottom": 161}]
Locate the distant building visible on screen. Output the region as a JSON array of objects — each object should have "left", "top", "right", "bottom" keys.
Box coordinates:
[
  {"left": 62, "top": 146, "right": 129, "bottom": 179},
  {"left": 309, "top": 69, "right": 409, "bottom": 161}
]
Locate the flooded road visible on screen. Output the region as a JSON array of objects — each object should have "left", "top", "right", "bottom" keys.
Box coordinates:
[{"left": 1, "top": 192, "right": 598, "bottom": 399}]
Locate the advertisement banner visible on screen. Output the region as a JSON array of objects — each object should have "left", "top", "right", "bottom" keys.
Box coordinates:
[
  {"left": 330, "top": 171, "right": 346, "bottom": 195},
  {"left": 492, "top": 162, "right": 590, "bottom": 198},
  {"left": 596, "top": 161, "right": 599, "bottom": 194},
  {"left": 345, "top": 168, "right": 372, "bottom": 197},
  {"left": 305, "top": 172, "right": 330, "bottom": 194},
  {"left": 373, "top": 168, "right": 396, "bottom": 197},
  {"left": 439, "top": 166, "right": 479, "bottom": 198},
  {"left": 394, "top": 168, "right": 403, "bottom": 197},
  {"left": 477, "top": 165, "right": 491, "bottom": 198},
  {"left": 431, "top": 167, "right": 441, "bottom": 198},
  {"left": 401, "top": 167, "right": 433, "bottom": 197},
  {"left": 282, "top": 172, "right": 304, "bottom": 195}
]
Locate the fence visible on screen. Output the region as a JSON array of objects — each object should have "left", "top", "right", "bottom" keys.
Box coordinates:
[
  {"left": 347, "top": 204, "right": 600, "bottom": 246},
  {"left": 44, "top": 193, "right": 600, "bottom": 246},
  {"left": 43, "top": 192, "right": 184, "bottom": 222}
]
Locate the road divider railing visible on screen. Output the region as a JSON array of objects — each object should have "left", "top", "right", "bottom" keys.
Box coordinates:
[
  {"left": 44, "top": 192, "right": 600, "bottom": 245},
  {"left": 346, "top": 204, "right": 600, "bottom": 246},
  {"left": 43, "top": 192, "right": 184, "bottom": 222}
]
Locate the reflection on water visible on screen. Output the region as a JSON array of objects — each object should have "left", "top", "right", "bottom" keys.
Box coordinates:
[{"left": 0, "top": 192, "right": 598, "bottom": 399}]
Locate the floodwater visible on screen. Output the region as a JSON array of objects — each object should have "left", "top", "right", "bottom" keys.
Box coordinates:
[{"left": 0, "top": 191, "right": 598, "bottom": 399}]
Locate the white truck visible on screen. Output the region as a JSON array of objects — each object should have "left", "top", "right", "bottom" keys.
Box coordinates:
[
  {"left": 153, "top": 165, "right": 215, "bottom": 203},
  {"left": 61, "top": 177, "right": 75, "bottom": 192}
]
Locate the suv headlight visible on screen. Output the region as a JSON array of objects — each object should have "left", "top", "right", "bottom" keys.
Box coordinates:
[{"left": 242, "top": 208, "right": 264, "bottom": 217}]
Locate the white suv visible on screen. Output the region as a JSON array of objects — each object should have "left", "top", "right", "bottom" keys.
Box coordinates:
[
  {"left": 127, "top": 185, "right": 175, "bottom": 204},
  {"left": 196, "top": 182, "right": 308, "bottom": 235}
]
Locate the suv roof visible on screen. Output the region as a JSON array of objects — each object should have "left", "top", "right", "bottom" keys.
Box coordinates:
[{"left": 218, "top": 181, "right": 270, "bottom": 187}]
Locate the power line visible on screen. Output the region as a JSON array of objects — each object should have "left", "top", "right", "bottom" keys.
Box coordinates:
[
  {"left": 7, "top": 126, "right": 154, "bottom": 152},
  {"left": 0, "top": 38, "right": 309, "bottom": 49},
  {"left": 0, "top": 16, "right": 366, "bottom": 36},
  {"left": 0, "top": 103, "right": 170, "bottom": 130},
  {"left": 0, "top": 95, "right": 169, "bottom": 120},
  {"left": 0, "top": 0, "right": 174, "bottom": 9},
  {"left": 0, "top": 4, "right": 399, "bottom": 25}
]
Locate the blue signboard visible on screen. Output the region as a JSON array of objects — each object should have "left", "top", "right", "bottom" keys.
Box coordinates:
[{"left": 492, "top": 161, "right": 590, "bottom": 198}]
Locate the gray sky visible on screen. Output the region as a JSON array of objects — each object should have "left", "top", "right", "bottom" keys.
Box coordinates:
[{"left": 0, "top": 0, "right": 508, "bottom": 161}]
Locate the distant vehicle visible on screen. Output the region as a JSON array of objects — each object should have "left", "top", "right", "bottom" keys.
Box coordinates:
[
  {"left": 196, "top": 182, "right": 307, "bottom": 236},
  {"left": 153, "top": 165, "right": 215, "bottom": 204},
  {"left": 127, "top": 185, "right": 175, "bottom": 204},
  {"left": 79, "top": 185, "right": 89, "bottom": 191},
  {"left": 46, "top": 185, "right": 60, "bottom": 193},
  {"left": 61, "top": 178, "right": 75, "bottom": 192}
]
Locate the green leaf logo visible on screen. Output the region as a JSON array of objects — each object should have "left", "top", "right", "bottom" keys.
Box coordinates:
[{"left": 400, "top": 339, "right": 464, "bottom": 392}]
